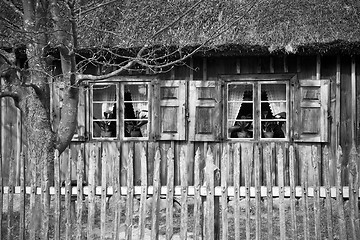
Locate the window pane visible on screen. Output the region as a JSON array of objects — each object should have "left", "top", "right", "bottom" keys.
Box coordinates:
[
  {"left": 93, "top": 103, "right": 116, "bottom": 120},
  {"left": 124, "top": 84, "right": 148, "bottom": 101},
  {"left": 93, "top": 120, "right": 117, "bottom": 138},
  {"left": 93, "top": 84, "right": 117, "bottom": 101},
  {"left": 228, "top": 84, "right": 253, "bottom": 101},
  {"left": 124, "top": 120, "right": 148, "bottom": 137},
  {"left": 228, "top": 120, "right": 253, "bottom": 138},
  {"left": 261, "top": 121, "right": 286, "bottom": 138},
  {"left": 261, "top": 84, "right": 286, "bottom": 101},
  {"left": 261, "top": 102, "right": 286, "bottom": 119}
]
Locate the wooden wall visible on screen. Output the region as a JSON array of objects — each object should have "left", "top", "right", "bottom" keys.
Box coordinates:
[{"left": 1, "top": 54, "right": 359, "bottom": 186}]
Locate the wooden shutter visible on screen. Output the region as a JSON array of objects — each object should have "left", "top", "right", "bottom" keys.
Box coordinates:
[
  {"left": 293, "top": 79, "right": 330, "bottom": 142},
  {"left": 152, "top": 80, "right": 186, "bottom": 140},
  {"left": 189, "top": 81, "right": 223, "bottom": 141}
]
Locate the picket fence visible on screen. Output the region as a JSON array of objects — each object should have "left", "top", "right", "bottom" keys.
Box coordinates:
[{"left": 0, "top": 143, "right": 359, "bottom": 240}]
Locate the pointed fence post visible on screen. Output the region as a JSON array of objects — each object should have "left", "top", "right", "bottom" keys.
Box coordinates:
[
  {"left": 336, "top": 146, "right": 346, "bottom": 239},
  {"left": 139, "top": 143, "right": 148, "bottom": 240},
  {"left": 76, "top": 149, "right": 84, "bottom": 240},
  {"left": 221, "top": 146, "right": 229, "bottom": 240},
  {"left": 323, "top": 146, "right": 333, "bottom": 240},
  {"left": 125, "top": 146, "right": 134, "bottom": 240},
  {"left": 180, "top": 146, "right": 188, "bottom": 240},
  {"left": 54, "top": 149, "right": 61, "bottom": 240},
  {"left": 205, "top": 146, "right": 215, "bottom": 240},
  {"left": 348, "top": 145, "right": 359, "bottom": 239},
  {"left": 151, "top": 148, "right": 161, "bottom": 240},
  {"left": 193, "top": 147, "right": 203, "bottom": 240}
]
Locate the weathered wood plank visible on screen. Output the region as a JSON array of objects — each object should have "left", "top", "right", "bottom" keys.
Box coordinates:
[
  {"left": 301, "top": 148, "right": 309, "bottom": 240},
  {"left": 289, "top": 145, "right": 297, "bottom": 239},
  {"left": 19, "top": 152, "right": 25, "bottom": 240},
  {"left": 244, "top": 143, "right": 253, "bottom": 240},
  {"left": 180, "top": 146, "right": 188, "bottom": 240},
  {"left": 113, "top": 142, "right": 122, "bottom": 240},
  {"left": 139, "top": 142, "right": 148, "bottom": 240},
  {"left": 264, "top": 143, "right": 273, "bottom": 240},
  {"left": 166, "top": 141, "right": 175, "bottom": 239},
  {"left": 348, "top": 145, "right": 359, "bottom": 239},
  {"left": 278, "top": 146, "right": 286, "bottom": 240},
  {"left": 205, "top": 146, "right": 215, "bottom": 240},
  {"left": 101, "top": 147, "right": 108, "bottom": 240},
  {"left": 0, "top": 152, "right": 2, "bottom": 240},
  {"left": 87, "top": 144, "right": 97, "bottom": 239},
  {"left": 233, "top": 143, "right": 241, "bottom": 240},
  {"left": 76, "top": 149, "right": 84, "bottom": 240},
  {"left": 125, "top": 145, "right": 134, "bottom": 240},
  {"left": 151, "top": 147, "right": 161, "bottom": 240},
  {"left": 65, "top": 149, "right": 72, "bottom": 240},
  {"left": 7, "top": 152, "right": 15, "bottom": 240},
  {"left": 193, "top": 147, "right": 202, "bottom": 240},
  {"left": 221, "top": 146, "right": 229, "bottom": 240},
  {"left": 312, "top": 146, "right": 321, "bottom": 240},
  {"left": 54, "top": 150, "right": 61, "bottom": 240},
  {"left": 323, "top": 146, "right": 333, "bottom": 240},
  {"left": 254, "top": 144, "right": 261, "bottom": 240},
  {"left": 336, "top": 146, "right": 347, "bottom": 239},
  {"left": 29, "top": 148, "right": 38, "bottom": 240}
]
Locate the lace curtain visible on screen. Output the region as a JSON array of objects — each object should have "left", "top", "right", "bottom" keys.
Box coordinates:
[
  {"left": 228, "top": 84, "right": 252, "bottom": 125},
  {"left": 261, "top": 84, "right": 286, "bottom": 117}
]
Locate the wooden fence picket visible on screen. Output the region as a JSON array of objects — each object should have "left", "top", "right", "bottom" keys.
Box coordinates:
[
  {"left": 254, "top": 144, "right": 261, "bottom": 240},
  {"left": 289, "top": 145, "right": 297, "bottom": 239},
  {"left": 264, "top": 143, "right": 273, "bottom": 240},
  {"left": 348, "top": 145, "right": 359, "bottom": 239},
  {"left": 323, "top": 146, "right": 333, "bottom": 240},
  {"left": 312, "top": 145, "right": 321, "bottom": 240},
  {"left": 139, "top": 143, "right": 148, "bottom": 240},
  {"left": 113, "top": 145, "right": 121, "bottom": 240},
  {"left": 205, "top": 146, "right": 215, "bottom": 240},
  {"left": 220, "top": 146, "right": 229, "bottom": 240},
  {"left": 19, "top": 152, "right": 25, "bottom": 240},
  {"left": 0, "top": 154, "right": 2, "bottom": 239},
  {"left": 277, "top": 146, "right": 286, "bottom": 240},
  {"left": 244, "top": 143, "right": 252, "bottom": 240},
  {"left": 193, "top": 147, "right": 202, "bottom": 240},
  {"left": 179, "top": 146, "right": 188, "bottom": 239},
  {"left": 65, "top": 149, "right": 72, "bottom": 240},
  {"left": 151, "top": 147, "right": 161, "bottom": 240},
  {"left": 125, "top": 146, "right": 134, "bottom": 240},
  {"left": 76, "top": 149, "right": 84, "bottom": 240},
  {"left": 336, "top": 147, "right": 347, "bottom": 239},
  {"left": 54, "top": 149, "right": 61, "bottom": 240},
  {"left": 7, "top": 152, "right": 14, "bottom": 240},
  {"left": 233, "top": 143, "right": 241, "bottom": 240},
  {"left": 101, "top": 148, "right": 108, "bottom": 240},
  {"left": 301, "top": 148, "right": 309, "bottom": 240},
  {"left": 87, "top": 145, "right": 97, "bottom": 240}
]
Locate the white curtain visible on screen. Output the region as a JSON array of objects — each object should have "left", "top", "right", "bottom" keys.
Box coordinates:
[
  {"left": 228, "top": 84, "right": 252, "bottom": 125},
  {"left": 261, "top": 84, "right": 286, "bottom": 117}
]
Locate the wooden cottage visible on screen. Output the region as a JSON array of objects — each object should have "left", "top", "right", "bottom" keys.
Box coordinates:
[{"left": 1, "top": 0, "right": 360, "bottom": 188}]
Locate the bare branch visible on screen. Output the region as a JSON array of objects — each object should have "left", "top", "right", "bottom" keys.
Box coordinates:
[
  {"left": 77, "top": 0, "right": 118, "bottom": 16},
  {"left": 2, "top": 0, "right": 23, "bottom": 17}
]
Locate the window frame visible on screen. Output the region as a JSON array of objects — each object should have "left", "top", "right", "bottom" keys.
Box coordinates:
[
  {"left": 222, "top": 74, "right": 293, "bottom": 142},
  {"left": 88, "top": 78, "right": 153, "bottom": 141}
]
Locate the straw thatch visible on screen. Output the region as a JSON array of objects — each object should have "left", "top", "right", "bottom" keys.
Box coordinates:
[{"left": 1, "top": 0, "right": 360, "bottom": 54}]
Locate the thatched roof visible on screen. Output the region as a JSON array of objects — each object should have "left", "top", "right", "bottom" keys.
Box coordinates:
[{"left": 1, "top": 0, "right": 360, "bottom": 54}]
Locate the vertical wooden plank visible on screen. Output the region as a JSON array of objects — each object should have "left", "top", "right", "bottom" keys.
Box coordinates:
[
  {"left": 269, "top": 56, "right": 274, "bottom": 73},
  {"left": 214, "top": 144, "right": 221, "bottom": 240},
  {"left": 65, "top": 149, "right": 72, "bottom": 240},
  {"left": 233, "top": 143, "right": 241, "bottom": 240},
  {"left": 278, "top": 146, "right": 286, "bottom": 240},
  {"left": 0, "top": 153, "right": 2, "bottom": 240},
  {"left": 101, "top": 147, "right": 108, "bottom": 240},
  {"left": 139, "top": 142, "right": 148, "bottom": 240},
  {"left": 54, "top": 150, "right": 61, "bottom": 240},
  {"left": 125, "top": 145, "right": 134, "bottom": 240},
  {"left": 76, "top": 149, "right": 84, "bottom": 240},
  {"left": 264, "top": 143, "right": 273, "bottom": 240},
  {"left": 336, "top": 146, "right": 346, "bottom": 239},
  {"left": 301, "top": 149, "right": 309, "bottom": 240},
  {"left": 7, "top": 152, "right": 14, "bottom": 240},
  {"left": 254, "top": 144, "right": 261, "bottom": 240},
  {"left": 312, "top": 145, "right": 321, "bottom": 240},
  {"left": 221, "top": 146, "right": 229, "bottom": 240},
  {"left": 205, "top": 146, "right": 215, "bottom": 240},
  {"left": 289, "top": 145, "right": 297, "bottom": 239},
  {"left": 30, "top": 149, "right": 37, "bottom": 240},
  {"left": 203, "top": 58, "right": 207, "bottom": 81},
  {"left": 87, "top": 144, "right": 97, "bottom": 240},
  {"left": 42, "top": 149, "right": 50, "bottom": 239},
  {"left": 151, "top": 147, "right": 161, "bottom": 240},
  {"left": 323, "top": 146, "right": 333, "bottom": 240},
  {"left": 180, "top": 146, "right": 188, "bottom": 240},
  {"left": 348, "top": 145, "right": 359, "bottom": 239},
  {"left": 316, "top": 55, "right": 321, "bottom": 80},
  {"left": 19, "top": 152, "right": 25, "bottom": 240},
  {"left": 244, "top": 143, "right": 252, "bottom": 240},
  {"left": 165, "top": 143, "right": 174, "bottom": 238},
  {"left": 113, "top": 142, "right": 122, "bottom": 240},
  {"left": 193, "top": 147, "right": 202, "bottom": 240}
]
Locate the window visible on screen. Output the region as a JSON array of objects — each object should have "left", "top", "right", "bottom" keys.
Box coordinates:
[
  {"left": 89, "top": 81, "right": 150, "bottom": 140},
  {"left": 226, "top": 81, "right": 289, "bottom": 140}
]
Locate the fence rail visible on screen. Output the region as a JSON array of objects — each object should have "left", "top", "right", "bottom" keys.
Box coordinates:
[{"left": 0, "top": 143, "right": 360, "bottom": 239}]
